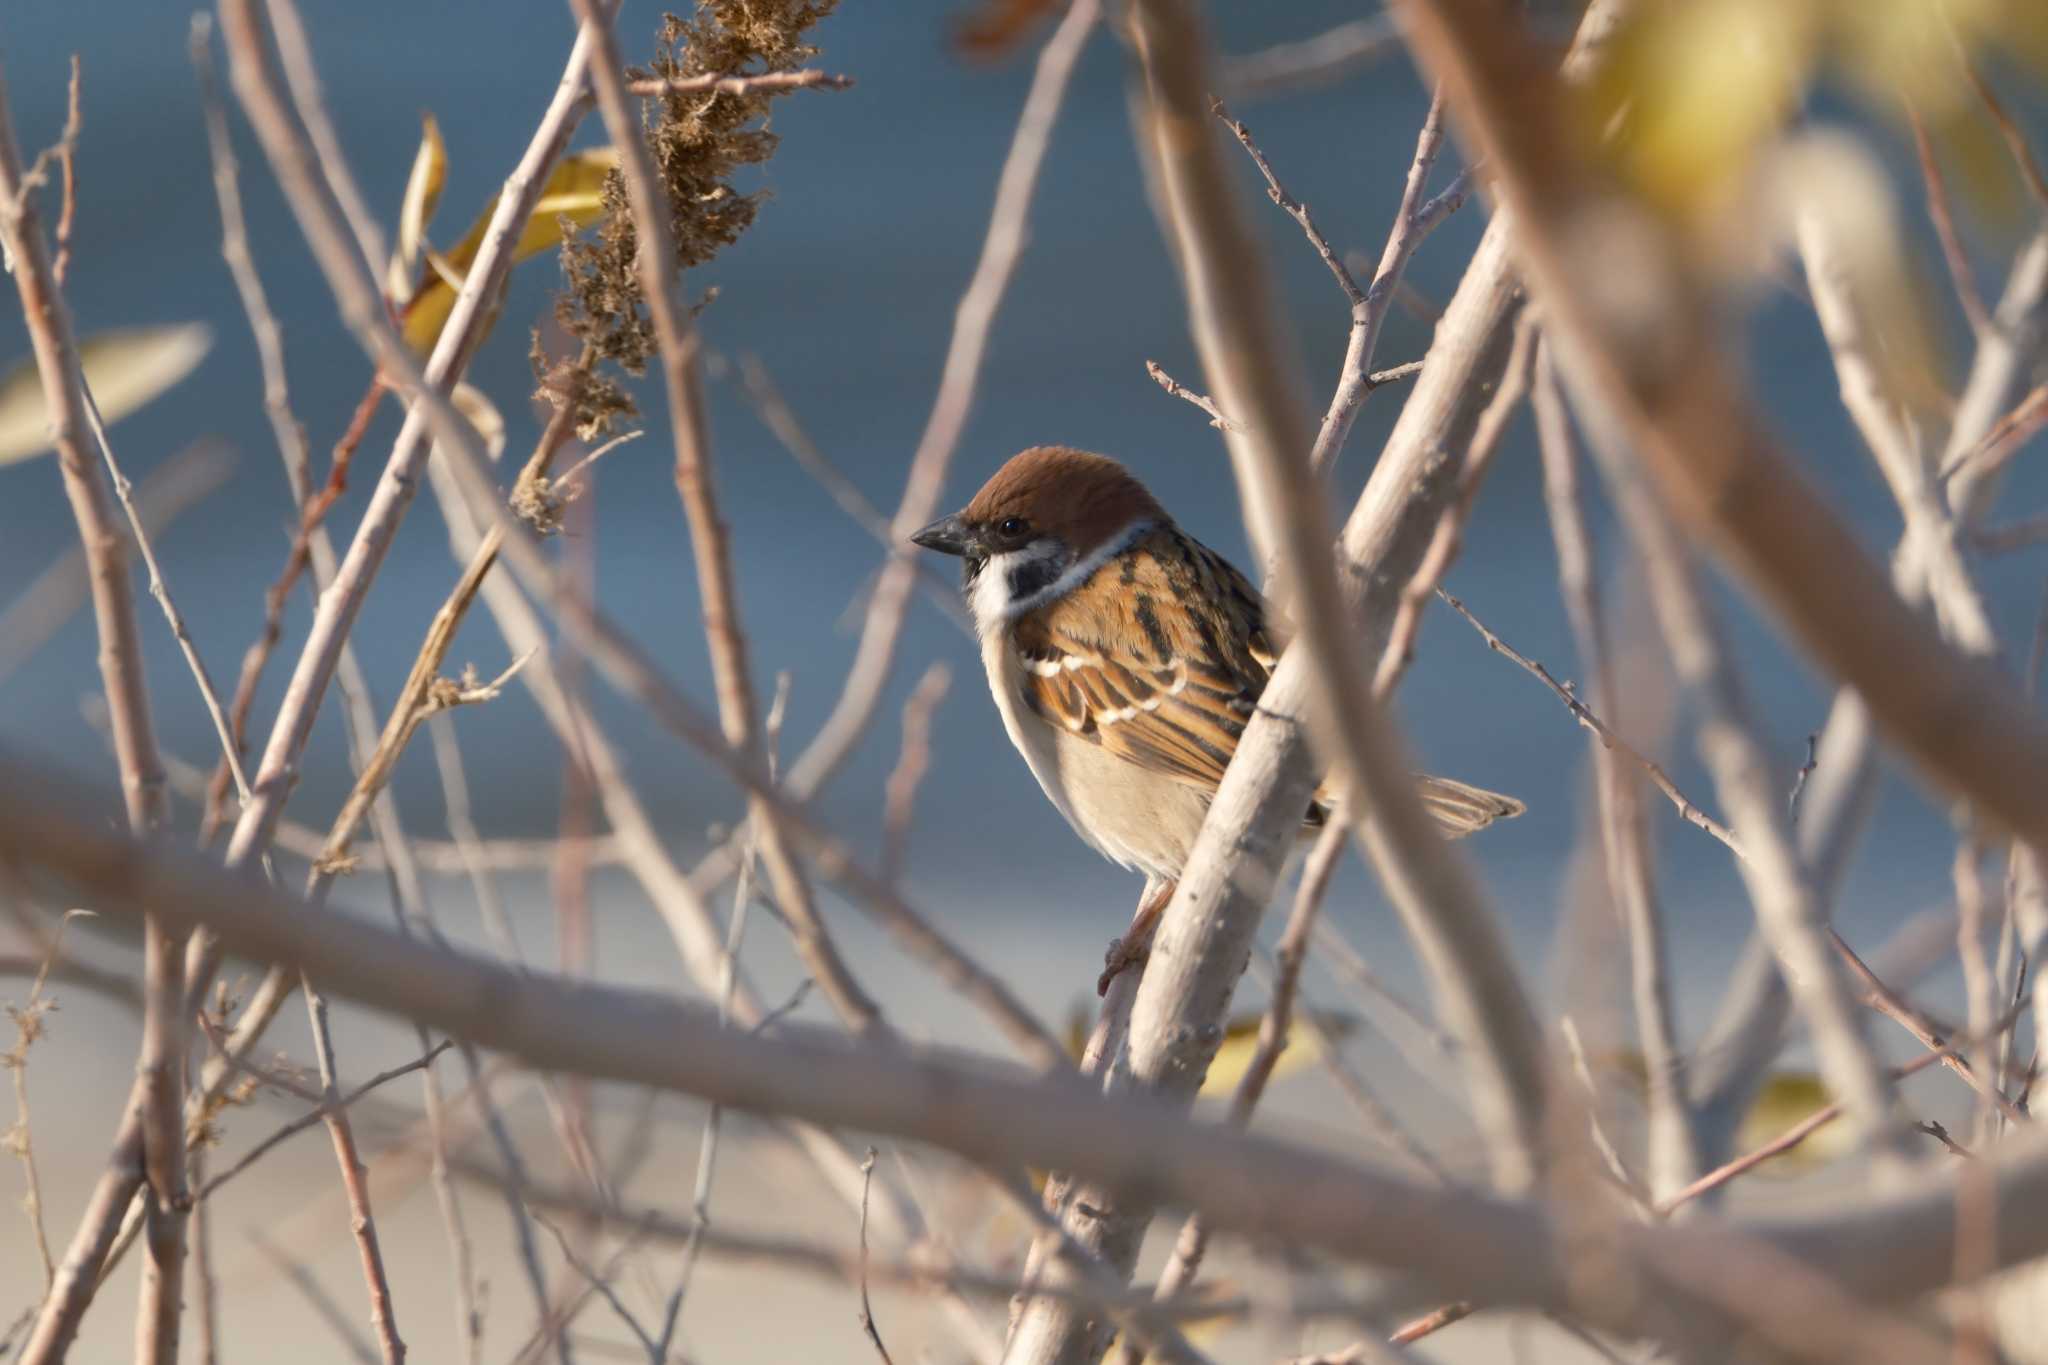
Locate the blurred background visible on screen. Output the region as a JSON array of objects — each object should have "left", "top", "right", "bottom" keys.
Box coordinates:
[{"left": 1, "top": 1, "right": 2045, "bottom": 1360}]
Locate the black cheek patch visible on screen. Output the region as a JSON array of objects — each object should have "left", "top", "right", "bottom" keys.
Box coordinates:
[{"left": 1007, "top": 556, "right": 1061, "bottom": 601}]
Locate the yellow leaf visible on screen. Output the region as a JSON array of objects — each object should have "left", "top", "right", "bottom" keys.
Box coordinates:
[
  {"left": 1064, "top": 1000, "right": 1356, "bottom": 1100},
  {"left": 0, "top": 324, "right": 212, "bottom": 465},
  {"left": 398, "top": 147, "right": 620, "bottom": 355},
  {"left": 1200, "top": 1010, "right": 1358, "bottom": 1098},
  {"left": 1733, "top": 1071, "right": 1856, "bottom": 1177},
  {"left": 386, "top": 112, "right": 449, "bottom": 301},
  {"left": 1579, "top": 0, "right": 1822, "bottom": 223}
]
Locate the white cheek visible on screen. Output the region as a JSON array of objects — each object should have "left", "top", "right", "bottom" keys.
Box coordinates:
[{"left": 970, "top": 553, "right": 1020, "bottom": 636}]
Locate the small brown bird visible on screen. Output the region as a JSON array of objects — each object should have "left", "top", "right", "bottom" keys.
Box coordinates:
[{"left": 913, "top": 446, "right": 1522, "bottom": 991}]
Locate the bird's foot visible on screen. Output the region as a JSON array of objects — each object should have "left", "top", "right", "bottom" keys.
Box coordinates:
[{"left": 1097, "top": 935, "right": 1148, "bottom": 996}]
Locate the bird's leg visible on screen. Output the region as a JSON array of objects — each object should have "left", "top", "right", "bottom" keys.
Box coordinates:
[{"left": 1098, "top": 878, "right": 1174, "bottom": 996}]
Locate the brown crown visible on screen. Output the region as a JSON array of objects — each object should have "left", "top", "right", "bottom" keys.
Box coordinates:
[{"left": 961, "top": 446, "right": 1168, "bottom": 552}]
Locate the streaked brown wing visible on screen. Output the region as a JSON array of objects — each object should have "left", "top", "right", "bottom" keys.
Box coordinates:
[
  {"left": 1011, "top": 527, "right": 1274, "bottom": 793},
  {"left": 1010, "top": 526, "right": 1529, "bottom": 837}
]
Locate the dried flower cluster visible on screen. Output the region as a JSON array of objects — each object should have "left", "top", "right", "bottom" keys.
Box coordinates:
[{"left": 545, "top": 0, "right": 837, "bottom": 433}]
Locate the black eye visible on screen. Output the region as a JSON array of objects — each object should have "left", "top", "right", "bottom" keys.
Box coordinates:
[{"left": 998, "top": 517, "right": 1028, "bottom": 538}]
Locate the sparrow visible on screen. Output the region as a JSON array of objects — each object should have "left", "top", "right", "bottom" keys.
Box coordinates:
[{"left": 913, "top": 445, "right": 1523, "bottom": 991}]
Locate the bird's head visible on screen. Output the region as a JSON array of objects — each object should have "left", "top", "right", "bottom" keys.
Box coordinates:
[{"left": 911, "top": 447, "right": 1165, "bottom": 629}]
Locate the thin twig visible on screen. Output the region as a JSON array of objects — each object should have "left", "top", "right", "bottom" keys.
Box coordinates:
[
  {"left": 880, "top": 663, "right": 950, "bottom": 883},
  {"left": 252, "top": 1233, "right": 381, "bottom": 1365},
  {"left": 1560, "top": 1015, "right": 1651, "bottom": 1211},
  {"left": 1146, "top": 358, "right": 1239, "bottom": 430},
  {"left": 1788, "top": 733, "right": 1819, "bottom": 818},
  {"left": 1436, "top": 589, "right": 1743, "bottom": 854},
  {"left": 1218, "top": 15, "right": 1399, "bottom": 100},
  {"left": 79, "top": 381, "right": 254, "bottom": 807},
  {"left": 1219, "top": 88, "right": 1462, "bottom": 477},
  {"left": 1214, "top": 94, "right": 1364, "bottom": 301},
  {"left": 50, "top": 57, "right": 79, "bottom": 285},
  {"left": 300, "top": 979, "right": 408, "bottom": 1365},
  {"left": 189, "top": 1150, "right": 220, "bottom": 1365},
  {"left": 1962, "top": 59, "right": 2048, "bottom": 214},
  {"left": 1389, "top": 1301, "right": 1472, "bottom": 1346},
  {"left": 1365, "top": 359, "right": 1423, "bottom": 389},
  {"left": 728, "top": 353, "right": 968, "bottom": 628},
  {"left": 1918, "top": 1120, "right": 1974, "bottom": 1159},
  {"left": 1655, "top": 1002, "right": 2024, "bottom": 1214},
  {"left": 856, "top": 1148, "right": 897, "bottom": 1365},
  {"left": 1941, "top": 381, "right": 2048, "bottom": 488},
  {"left": 198, "top": 1042, "right": 453, "bottom": 1199},
  {"left": 624, "top": 69, "right": 852, "bottom": 96},
  {"left": 1828, "top": 926, "right": 2025, "bottom": 1122},
  {"left": 1533, "top": 342, "right": 1699, "bottom": 1199},
  {"left": 1907, "top": 102, "right": 1991, "bottom": 337},
  {"left": 530, "top": 1211, "right": 663, "bottom": 1360}
]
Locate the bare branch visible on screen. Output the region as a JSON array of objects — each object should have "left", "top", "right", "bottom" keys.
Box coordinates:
[{"left": 0, "top": 771, "right": 1994, "bottom": 1359}]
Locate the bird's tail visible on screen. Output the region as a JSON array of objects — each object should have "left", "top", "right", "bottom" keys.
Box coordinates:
[
  {"left": 1307, "top": 775, "right": 1525, "bottom": 838},
  {"left": 1414, "top": 774, "right": 1525, "bottom": 838}
]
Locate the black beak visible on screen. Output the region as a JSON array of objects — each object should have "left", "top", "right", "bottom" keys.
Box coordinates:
[{"left": 910, "top": 512, "right": 974, "bottom": 557}]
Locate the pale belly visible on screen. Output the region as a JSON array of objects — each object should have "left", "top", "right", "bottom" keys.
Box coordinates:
[{"left": 981, "top": 636, "right": 1212, "bottom": 884}]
